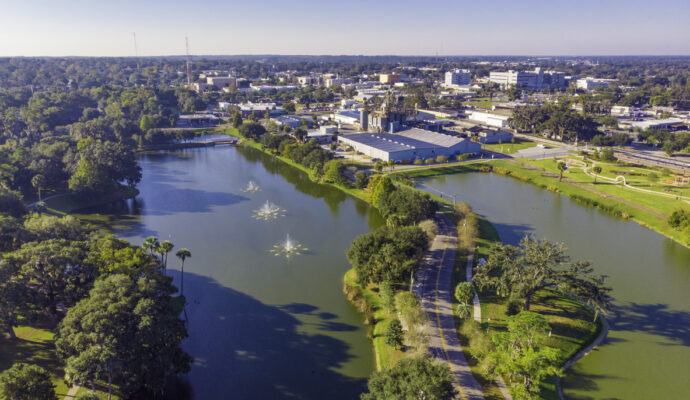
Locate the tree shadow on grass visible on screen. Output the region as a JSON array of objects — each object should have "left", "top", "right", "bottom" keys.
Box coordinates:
[{"left": 175, "top": 273, "right": 367, "bottom": 400}]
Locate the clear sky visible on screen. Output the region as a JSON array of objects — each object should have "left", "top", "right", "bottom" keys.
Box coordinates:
[{"left": 1, "top": 0, "right": 688, "bottom": 57}]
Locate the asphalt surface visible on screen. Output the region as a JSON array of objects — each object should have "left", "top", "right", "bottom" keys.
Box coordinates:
[{"left": 413, "top": 213, "right": 485, "bottom": 400}]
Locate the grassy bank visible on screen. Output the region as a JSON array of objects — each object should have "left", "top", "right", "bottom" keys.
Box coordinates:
[
  {"left": 343, "top": 269, "right": 405, "bottom": 370},
  {"left": 37, "top": 186, "right": 140, "bottom": 216}
]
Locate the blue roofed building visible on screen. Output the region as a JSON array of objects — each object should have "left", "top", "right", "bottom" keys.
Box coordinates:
[{"left": 337, "top": 128, "right": 480, "bottom": 162}]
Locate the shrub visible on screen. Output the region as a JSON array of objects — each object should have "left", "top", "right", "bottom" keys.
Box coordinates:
[
  {"left": 418, "top": 219, "right": 438, "bottom": 238},
  {"left": 354, "top": 171, "right": 369, "bottom": 189},
  {"left": 668, "top": 209, "right": 690, "bottom": 230},
  {"left": 506, "top": 298, "right": 523, "bottom": 316},
  {"left": 424, "top": 158, "right": 434, "bottom": 164},
  {"left": 454, "top": 282, "right": 474, "bottom": 305},
  {"left": 413, "top": 159, "right": 423, "bottom": 165},
  {"left": 435, "top": 155, "right": 448, "bottom": 163},
  {"left": 385, "top": 319, "right": 404, "bottom": 349}
]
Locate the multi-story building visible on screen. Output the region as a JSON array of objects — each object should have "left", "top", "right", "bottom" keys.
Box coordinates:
[
  {"left": 576, "top": 77, "right": 614, "bottom": 91},
  {"left": 379, "top": 73, "right": 402, "bottom": 84},
  {"left": 206, "top": 76, "right": 236, "bottom": 89},
  {"left": 489, "top": 67, "right": 565, "bottom": 90},
  {"left": 445, "top": 69, "right": 471, "bottom": 86}
]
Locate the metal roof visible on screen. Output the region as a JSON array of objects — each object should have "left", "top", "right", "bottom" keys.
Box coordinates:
[
  {"left": 340, "top": 133, "right": 434, "bottom": 153},
  {"left": 393, "top": 128, "right": 467, "bottom": 147}
]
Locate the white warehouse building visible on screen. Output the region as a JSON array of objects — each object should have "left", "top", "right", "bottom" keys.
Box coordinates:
[
  {"left": 468, "top": 111, "right": 510, "bottom": 128},
  {"left": 338, "top": 128, "right": 481, "bottom": 162}
]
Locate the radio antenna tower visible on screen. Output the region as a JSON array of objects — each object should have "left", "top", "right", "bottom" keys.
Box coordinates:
[
  {"left": 133, "top": 32, "right": 140, "bottom": 72},
  {"left": 185, "top": 37, "right": 192, "bottom": 87}
]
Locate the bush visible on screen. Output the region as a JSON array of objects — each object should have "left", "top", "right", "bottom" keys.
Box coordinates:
[
  {"left": 668, "top": 209, "right": 690, "bottom": 230},
  {"left": 435, "top": 155, "right": 448, "bottom": 163},
  {"left": 354, "top": 171, "right": 369, "bottom": 189},
  {"left": 506, "top": 298, "right": 523, "bottom": 316},
  {"left": 647, "top": 172, "right": 659, "bottom": 182},
  {"left": 385, "top": 319, "right": 404, "bottom": 349},
  {"left": 413, "top": 159, "right": 423, "bottom": 165},
  {"left": 418, "top": 219, "right": 438, "bottom": 238},
  {"left": 424, "top": 158, "right": 434, "bottom": 164}
]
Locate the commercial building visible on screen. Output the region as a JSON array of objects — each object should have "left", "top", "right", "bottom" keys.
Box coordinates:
[
  {"left": 445, "top": 69, "right": 471, "bottom": 86},
  {"left": 477, "top": 130, "right": 514, "bottom": 144},
  {"left": 272, "top": 116, "right": 312, "bottom": 129},
  {"left": 379, "top": 73, "right": 402, "bottom": 84},
  {"left": 238, "top": 102, "right": 282, "bottom": 117},
  {"left": 489, "top": 67, "right": 566, "bottom": 90},
  {"left": 337, "top": 128, "right": 480, "bottom": 162},
  {"left": 467, "top": 111, "right": 510, "bottom": 128},
  {"left": 333, "top": 110, "right": 361, "bottom": 125},
  {"left": 325, "top": 78, "right": 354, "bottom": 87},
  {"left": 176, "top": 114, "right": 220, "bottom": 128},
  {"left": 206, "top": 76, "right": 236, "bottom": 89},
  {"left": 576, "top": 77, "right": 614, "bottom": 91},
  {"left": 250, "top": 84, "right": 299, "bottom": 92},
  {"left": 629, "top": 118, "right": 685, "bottom": 131}
]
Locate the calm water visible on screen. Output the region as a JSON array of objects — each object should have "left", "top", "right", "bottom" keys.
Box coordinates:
[
  {"left": 419, "top": 173, "right": 690, "bottom": 400},
  {"left": 79, "top": 146, "right": 383, "bottom": 399}
]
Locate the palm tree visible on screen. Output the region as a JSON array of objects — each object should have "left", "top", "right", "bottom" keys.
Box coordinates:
[
  {"left": 557, "top": 161, "right": 568, "bottom": 181},
  {"left": 142, "top": 236, "right": 159, "bottom": 255},
  {"left": 159, "top": 240, "right": 174, "bottom": 271},
  {"left": 175, "top": 248, "right": 191, "bottom": 296},
  {"left": 31, "top": 174, "right": 46, "bottom": 202}
]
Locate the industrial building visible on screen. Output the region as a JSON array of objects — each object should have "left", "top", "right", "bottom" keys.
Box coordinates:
[
  {"left": 477, "top": 130, "right": 514, "bottom": 144},
  {"left": 206, "top": 76, "right": 236, "bottom": 89},
  {"left": 489, "top": 68, "right": 566, "bottom": 90},
  {"left": 445, "top": 69, "right": 471, "bottom": 86},
  {"left": 338, "top": 128, "right": 480, "bottom": 162},
  {"left": 333, "top": 110, "right": 361, "bottom": 125},
  {"left": 467, "top": 111, "right": 510, "bottom": 128},
  {"left": 238, "top": 102, "right": 283, "bottom": 117}
]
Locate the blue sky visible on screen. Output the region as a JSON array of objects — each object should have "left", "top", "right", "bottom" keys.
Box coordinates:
[{"left": 0, "top": 0, "right": 688, "bottom": 56}]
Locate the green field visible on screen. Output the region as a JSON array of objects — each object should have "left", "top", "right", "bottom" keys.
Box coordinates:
[{"left": 481, "top": 138, "right": 538, "bottom": 154}]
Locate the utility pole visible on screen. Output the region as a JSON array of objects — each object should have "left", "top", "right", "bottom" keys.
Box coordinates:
[
  {"left": 133, "top": 32, "right": 140, "bottom": 72},
  {"left": 185, "top": 36, "right": 192, "bottom": 88}
]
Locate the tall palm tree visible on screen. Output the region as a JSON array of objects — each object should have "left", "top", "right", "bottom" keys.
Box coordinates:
[
  {"left": 159, "top": 240, "right": 174, "bottom": 271},
  {"left": 142, "top": 236, "right": 159, "bottom": 255},
  {"left": 175, "top": 248, "right": 191, "bottom": 296}
]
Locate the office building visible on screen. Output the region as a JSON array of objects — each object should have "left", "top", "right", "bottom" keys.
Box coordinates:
[
  {"left": 489, "top": 68, "right": 566, "bottom": 90},
  {"left": 379, "top": 73, "right": 402, "bottom": 84},
  {"left": 445, "top": 69, "right": 471, "bottom": 86}
]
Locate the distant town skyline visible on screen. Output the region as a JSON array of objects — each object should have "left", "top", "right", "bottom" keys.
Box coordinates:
[{"left": 1, "top": 0, "right": 689, "bottom": 57}]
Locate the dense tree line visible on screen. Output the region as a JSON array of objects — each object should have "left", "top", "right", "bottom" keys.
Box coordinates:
[
  {"left": 0, "top": 213, "right": 191, "bottom": 399},
  {"left": 508, "top": 102, "right": 600, "bottom": 142}
]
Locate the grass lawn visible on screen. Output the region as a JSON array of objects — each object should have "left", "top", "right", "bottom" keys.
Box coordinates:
[
  {"left": 482, "top": 138, "right": 538, "bottom": 155},
  {"left": 39, "top": 186, "right": 139, "bottom": 216},
  {"left": 0, "top": 326, "right": 70, "bottom": 397}
]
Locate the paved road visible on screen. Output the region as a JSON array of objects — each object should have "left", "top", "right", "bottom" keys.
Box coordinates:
[{"left": 413, "top": 213, "right": 484, "bottom": 400}]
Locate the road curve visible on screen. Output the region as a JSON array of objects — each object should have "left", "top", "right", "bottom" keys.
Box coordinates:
[{"left": 413, "top": 213, "right": 484, "bottom": 400}]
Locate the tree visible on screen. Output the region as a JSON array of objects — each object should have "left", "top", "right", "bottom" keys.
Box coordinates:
[
  {"left": 142, "top": 236, "right": 159, "bottom": 255},
  {"left": 31, "top": 174, "right": 47, "bottom": 202},
  {"left": 282, "top": 102, "right": 296, "bottom": 113},
  {"left": 370, "top": 176, "right": 395, "bottom": 206},
  {"left": 376, "top": 188, "right": 438, "bottom": 224},
  {"left": 485, "top": 312, "right": 561, "bottom": 399},
  {"left": 347, "top": 225, "right": 428, "bottom": 285},
  {"left": 11, "top": 239, "right": 94, "bottom": 317},
  {"left": 668, "top": 209, "right": 690, "bottom": 230},
  {"left": 354, "top": 171, "right": 369, "bottom": 189},
  {"left": 56, "top": 274, "right": 191, "bottom": 399},
  {"left": 231, "top": 111, "right": 242, "bottom": 128},
  {"left": 175, "top": 248, "right": 191, "bottom": 296},
  {"left": 157, "top": 240, "right": 174, "bottom": 271},
  {"left": 379, "top": 280, "right": 394, "bottom": 312},
  {"left": 0, "top": 363, "right": 56, "bottom": 400},
  {"left": 0, "top": 260, "right": 24, "bottom": 339},
  {"left": 361, "top": 356, "right": 456, "bottom": 400},
  {"left": 374, "top": 161, "right": 383, "bottom": 173},
  {"left": 557, "top": 161, "right": 567, "bottom": 182},
  {"left": 293, "top": 127, "right": 308, "bottom": 143},
  {"left": 323, "top": 160, "right": 345, "bottom": 184},
  {"left": 454, "top": 282, "right": 474, "bottom": 305},
  {"left": 473, "top": 237, "right": 612, "bottom": 314},
  {"left": 238, "top": 122, "right": 266, "bottom": 139},
  {"left": 385, "top": 319, "right": 404, "bottom": 350},
  {"left": 592, "top": 166, "right": 602, "bottom": 184}
]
